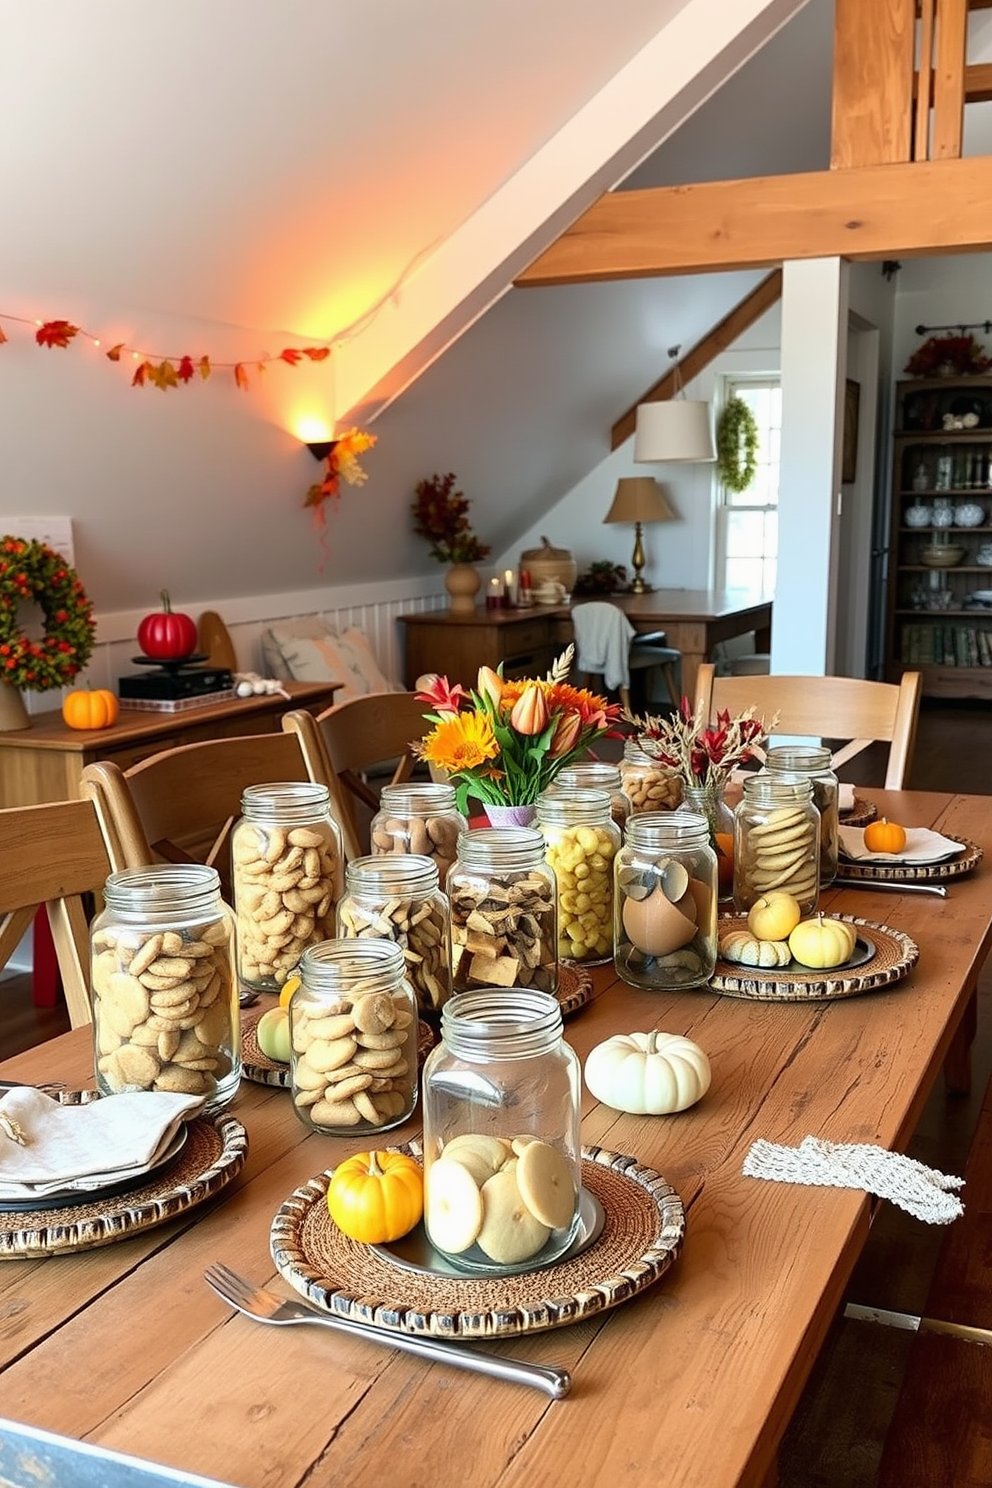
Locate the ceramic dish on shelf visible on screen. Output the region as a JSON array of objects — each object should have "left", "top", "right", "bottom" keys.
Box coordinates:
[
  {"left": 709, "top": 914, "right": 918, "bottom": 1002},
  {"left": 270, "top": 1142, "right": 685, "bottom": 1339},
  {"left": 919, "top": 544, "right": 966, "bottom": 568},
  {"left": 969, "top": 589, "right": 992, "bottom": 603},
  {"left": 954, "top": 503, "right": 986, "bottom": 527}
]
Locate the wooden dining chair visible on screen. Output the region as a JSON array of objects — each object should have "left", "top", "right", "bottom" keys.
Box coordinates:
[
  {"left": 282, "top": 691, "right": 429, "bottom": 860},
  {"left": 80, "top": 711, "right": 347, "bottom": 899},
  {"left": 0, "top": 796, "right": 125, "bottom": 1028},
  {"left": 692, "top": 664, "right": 923, "bottom": 790}
]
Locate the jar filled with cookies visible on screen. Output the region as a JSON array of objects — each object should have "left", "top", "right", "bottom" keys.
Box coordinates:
[
  {"left": 290, "top": 938, "right": 417, "bottom": 1135},
  {"left": 421, "top": 987, "right": 582, "bottom": 1274},
  {"left": 554, "top": 761, "right": 630, "bottom": 834},
  {"left": 614, "top": 811, "right": 717, "bottom": 990},
  {"left": 448, "top": 828, "right": 558, "bottom": 995},
  {"left": 733, "top": 772, "right": 820, "bottom": 915},
  {"left": 337, "top": 854, "right": 452, "bottom": 1022},
  {"left": 620, "top": 740, "right": 683, "bottom": 816},
  {"left": 232, "top": 782, "right": 343, "bottom": 993},
  {"left": 764, "top": 745, "right": 838, "bottom": 887},
  {"left": 536, "top": 787, "right": 620, "bottom": 966},
  {"left": 90, "top": 863, "right": 240, "bottom": 1110},
  {"left": 370, "top": 783, "right": 467, "bottom": 888}
]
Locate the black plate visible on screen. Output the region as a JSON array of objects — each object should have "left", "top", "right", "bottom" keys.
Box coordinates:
[{"left": 0, "top": 1125, "right": 188, "bottom": 1214}]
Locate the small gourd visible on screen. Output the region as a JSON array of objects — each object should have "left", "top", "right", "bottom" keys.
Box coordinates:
[
  {"left": 62, "top": 687, "right": 119, "bottom": 731},
  {"left": 583, "top": 1030, "right": 711, "bottom": 1115},
  {"left": 255, "top": 1006, "right": 291, "bottom": 1063},
  {"left": 719, "top": 929, "right": 792, "bottom": 968},
  {"left": 326, "top": 1150, "right": 424, "bottom": 1243},
  {"left": 787, "top": 916, "right": 858, "bottom": 969},
  {"left": 863, "top": 818, "right": 908, "bottom": 855}
]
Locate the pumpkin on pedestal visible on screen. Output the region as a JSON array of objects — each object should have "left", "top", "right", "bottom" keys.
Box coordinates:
[{"left": 137, "top": 591, "right": 198, "bottom": 661}]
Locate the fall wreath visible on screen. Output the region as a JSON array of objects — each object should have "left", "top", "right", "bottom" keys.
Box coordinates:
[
  {"left": 0, "top": 535, "right": 96, "bottom": 692},
  {"left": 716, "top": 396, "right": 759, "bottom": 494}
]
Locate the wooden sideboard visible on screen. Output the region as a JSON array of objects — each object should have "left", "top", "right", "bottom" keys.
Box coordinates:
[
  {"left": 399, "top": 591, "right": 773, "bottom": 700},
  {"left": 0, "top": 680, "right": 341, "bottom": 808}
]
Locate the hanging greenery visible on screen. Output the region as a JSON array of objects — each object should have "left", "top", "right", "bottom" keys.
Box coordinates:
[{"left": 716, "top": 396, "right": 759, "bottom": 493}]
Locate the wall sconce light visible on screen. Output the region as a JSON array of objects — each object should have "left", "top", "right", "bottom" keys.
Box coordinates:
[
  {"left": 603, "top": 476, "right": 678, "bottom": 594},
  {"left": 305, "top": 439, "right": 335, "bottom": 461},
  {"left": 634, "top": 346, "right": 716, "bottom": 463}
]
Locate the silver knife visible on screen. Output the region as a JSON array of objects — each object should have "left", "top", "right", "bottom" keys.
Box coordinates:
[{"left": 833, "top": 876, "right": 948, "bottom": 898}]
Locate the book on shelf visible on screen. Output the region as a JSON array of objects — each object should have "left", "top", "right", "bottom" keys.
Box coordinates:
[
  {"left": 955, "top": 627, "right": 971, "bottom": 667},
  {"left": 979, "top": 629, "right": 992, "bottom": 667},
  {"left": 968, "top": 628, "right": 980, "bottom": 667},
  {"left": 943, "top": 626, "right": 957, "bottom": 666}
]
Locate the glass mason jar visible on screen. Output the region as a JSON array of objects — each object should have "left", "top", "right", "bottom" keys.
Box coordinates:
[
  {"left": 614, "top": 811, "right": 717, "bottom": 990},
  {"left": 554, "top": 761, "right": 631, "bottom": 834},
  {"left": 733, "top": 772, "right": 820, "bottom": 914},
  {"left": 765, "top": 745, "right": 839, "bottom": 887},
  {"left": 682, "top": 780, "right": 736, "bottom": 903},
  {"left": 536, "top": 787, "right": 620, "bottom": 966},
  {"left": 370, "top": 782, "right": 467, "bottom": 888},
  {"left": 289, "top": 938, "right": 417, "bottom": 1135},
  {"left": 337, "top": 853, "right": 452, "bottom": 1022},
  {"left": 232, "top": 782, "right": 343, "bottom": 993},
  {"left": 421, "top": 988, "right": 582, "bottom": 1274},
  {"left": 448, "top": 828, "right": 557, "bottom": 995},
  {"left": 620, "top": 739, "right": 683, "bottom": 815},
  {"left": 90, "top": 863, "right": 240, "bottom": 1110}
]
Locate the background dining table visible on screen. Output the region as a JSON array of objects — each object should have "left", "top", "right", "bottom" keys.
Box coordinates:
[{"left": 0, "top": 786, "right": 988, "bottom": 1488}]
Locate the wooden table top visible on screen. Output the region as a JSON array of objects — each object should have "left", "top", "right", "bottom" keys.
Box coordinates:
[
  {"left": 399, "top": 589, "right": 773, "bottom": 627},
  {"left": 1, "top": 787, "right": 987, "bottom": 1488}
]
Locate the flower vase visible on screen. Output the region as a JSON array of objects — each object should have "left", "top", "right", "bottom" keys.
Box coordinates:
[
  {"left": 483, "top": 803, "right": 538, "bottom": 828},
  {"left": 444, "top": 563, "right": 481, "bottom": 616},
  {"left": 0, "top": 681, "right": 31, "bottom": 732},
  {"left": 683, "top": 782, "right": 735, "bottom": 901}
]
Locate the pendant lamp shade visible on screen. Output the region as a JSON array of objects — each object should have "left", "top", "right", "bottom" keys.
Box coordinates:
[{"left": 634, "top": 400, "right": 716, "bottom": 463}]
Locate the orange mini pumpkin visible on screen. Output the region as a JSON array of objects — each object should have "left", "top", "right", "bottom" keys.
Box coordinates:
[
  {"left": 863, "top": 817, "right": 907, "bottom": 855},
  {"left": 62, "top": 688, "right": 119, "bottom": 731}
]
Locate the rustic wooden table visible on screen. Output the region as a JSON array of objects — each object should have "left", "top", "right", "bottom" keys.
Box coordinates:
[{"left": 0, "top": 788, "right": 987, "bottom": 1488}]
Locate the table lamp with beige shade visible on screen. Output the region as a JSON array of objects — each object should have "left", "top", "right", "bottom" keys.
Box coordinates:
[{"left": 603, "top": 477, "right": 678, "bottom": 594}]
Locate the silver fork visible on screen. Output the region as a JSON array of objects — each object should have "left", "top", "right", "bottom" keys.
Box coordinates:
[{"left": 204, "top": 1262, "right": 571, "bottom": 1399}]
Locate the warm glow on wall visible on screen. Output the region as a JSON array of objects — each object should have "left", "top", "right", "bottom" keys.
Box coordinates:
[{"left": 295, "top": 415, "right": 334, "bottom": 444}]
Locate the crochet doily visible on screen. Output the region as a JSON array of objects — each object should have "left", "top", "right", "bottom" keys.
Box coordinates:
[{"left": 743, "top": 1136, "right": 964, "bottom": 1225}]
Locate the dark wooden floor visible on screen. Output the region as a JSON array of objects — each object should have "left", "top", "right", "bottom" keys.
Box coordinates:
[{"left": 1, "top": 698, "right": 990, "bottom": 1485}]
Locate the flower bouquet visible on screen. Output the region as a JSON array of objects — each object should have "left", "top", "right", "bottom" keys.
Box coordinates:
[
  {"left": 415, "top": 646, "right": 622, "bottom": 816},
  {"left": 904, "top": 333, "right": 992, "bottom": 379}
]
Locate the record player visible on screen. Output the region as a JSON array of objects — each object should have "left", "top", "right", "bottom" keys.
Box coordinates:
[{"left": 119, "top": 654, "right": 234, "bottom": 702}]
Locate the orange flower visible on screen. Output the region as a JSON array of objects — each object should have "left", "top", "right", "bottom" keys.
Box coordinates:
[
  {"left": 419, "top": 710, "right": 499, "bottom": 775},
  {"left": 548, "top": 710, "right": 582, "bottom": 757},
  {"left": 509, "top": 684, "right": 549, "bottom": 736}
]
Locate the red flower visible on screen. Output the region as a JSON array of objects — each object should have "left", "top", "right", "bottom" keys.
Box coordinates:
[{"left": 416, "top": 674, "right": 468, "bottom": 717}]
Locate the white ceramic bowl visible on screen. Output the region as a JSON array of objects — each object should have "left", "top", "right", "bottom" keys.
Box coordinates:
[
  {"left": 919, "top": 544, "right": 966, "bottom": 568},
  {"left": 954, "top": 503, "right": 986, "bottom": 527},
  {"left": 904, "top": 505, "right": 932, "bottom": 528}
]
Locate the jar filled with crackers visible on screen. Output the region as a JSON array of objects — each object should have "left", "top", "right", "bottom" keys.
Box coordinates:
[
  {"left": 554, "top": 760, "right": 630, "bottom": 834},
  {"left": 764, "top": 745, "right": 839, "bottom": 887},
  {"left": 290, "top": 938, "right": 417, "bottom": 1135},
  {"left": 370, "top": 782, "right": 467, "bottom": 888},
  {"left": 337, "top": 853, "right": 452, "bottom": 1022},
  {"left": 91, "top": 864, "right": 240, "bottom": 1110},
  {"left": 536, "top": 787, "right": 620, "bottom": 966},
  {"left": 614, "top": 811, "right": 717, "bottom": 990},
  {"left": 421, "top": 987, "right": 581, "bottom": 1274},
  {"left": 448, "top": 827, "right": 558, "bottom": 995},
  {"left": 232, "top": 782, "right": 343, "bottom": 993},
  {"left": 733, "top": 772, "right": 820, "bottom": 915},
  {"left": 620, "top": 739, "right": 683, "bottom": 816}
]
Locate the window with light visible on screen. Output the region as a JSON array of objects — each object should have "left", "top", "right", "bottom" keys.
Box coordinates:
[{"left": 717, "top": 378, "right": 780, "bottom": 595}]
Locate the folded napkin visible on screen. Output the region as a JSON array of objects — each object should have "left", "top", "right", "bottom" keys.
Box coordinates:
[
  {"left": 0, "top": 1087, "right": 204, "bottom": 1199},
  {"left": 838, "top": 782, "right": 856, "bottom": 812},
  {"left": 838, "top": 824, "right": 963, "bottom": 865},
  {"left": 743, "top": 1136, "right": 963, "bottom": 1224}
]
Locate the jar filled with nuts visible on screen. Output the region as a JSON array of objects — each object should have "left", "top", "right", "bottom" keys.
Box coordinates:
[
  {"left": 290, "top": 938, "right": 418, "bottom": 1135},
  {"left": 370, "top": 783, "right": 467, "bottom": 888},
  {"left": 448, "top": 828, "right": 558, "bottom": 995},
  {"left": 620, "top": 740, "right": 683, "bottom": 816},
  {"left": 232, "top": 782, "right": 343, "bottom": 993},
  {"left": 421, "top": 987, "right": 582, "bottom": 1274},
  {"left": 733, "top": 772, "right": 820, "bottom": 915},
  {"left": 536, "top": 787, "right": 620, "bottom": 966},
  {"left": 614, "top": 811, "right": 717, "bottom": 990},
  {"left": 337, "top": 854, "right": 452, "bottom": 1022},
  {"left": 554, "top": 761, "right": 630, "bottom": 834},
  {"left": 764, "top": 745, "right": 838, "bottom": 887},
  {"left": 90, "top": 863, "right": 240, "bottom": 1110}
]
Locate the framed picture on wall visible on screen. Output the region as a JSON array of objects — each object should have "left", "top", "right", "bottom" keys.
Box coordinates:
[{"left": 842, "top": 378, "right": 860, "bottom": 484}]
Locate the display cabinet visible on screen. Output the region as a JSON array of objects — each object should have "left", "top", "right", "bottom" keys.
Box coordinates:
[{"left": 886, "top": 375, "right": 992, "bottom": 699}]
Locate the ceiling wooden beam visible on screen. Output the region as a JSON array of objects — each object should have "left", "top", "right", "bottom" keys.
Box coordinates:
[
  {"left": 610, "top": 269, "right": 782, "bottom": 450},
  {"left": 515, "top": 156, "right": 992, "bottom": 286}
]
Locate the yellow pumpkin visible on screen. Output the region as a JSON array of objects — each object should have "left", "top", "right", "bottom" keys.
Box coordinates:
[
  {"left": 255, "top": 1006, "right": 291, "bottom": 1063},
  {"left": 863, "top": 818, "right": 908, "bottom": 855},
  {"left": 746, "top": 890, "right": 802, "bottom": 942},
  {"left": 788, "top": 916, "right": 858, "bottom": 969},
  {"left": 62, "top": 688, "right": 119, "bottom": 731},
  {"left": 326, "top": 1150, "right": 424, "bottom": 1243}
]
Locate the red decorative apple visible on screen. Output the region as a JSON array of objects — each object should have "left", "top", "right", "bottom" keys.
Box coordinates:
[{"left": 137, "top": 591, "right": 198, "bottom": 661}]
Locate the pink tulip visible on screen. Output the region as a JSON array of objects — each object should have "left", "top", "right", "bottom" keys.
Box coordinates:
[
  {"left": 549, "top": 710, "right": 582, "bottom": 757},
  {"left": 476, "top": 665, "right": 504, "bottom": 708},
  {"left": 510, "top": 684, "right": 549, "bottom": 736}
]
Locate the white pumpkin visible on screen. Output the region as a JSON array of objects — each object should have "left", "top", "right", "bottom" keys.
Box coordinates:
[
  {"left": 584, "top": 1030, "right": 711, "bottom": 1115},
  {"left": 719, "top": 929, "right": 792, "bottom": 968}
]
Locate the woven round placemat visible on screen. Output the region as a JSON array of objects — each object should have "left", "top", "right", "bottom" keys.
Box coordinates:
[
  {"left": 841, "top": 796, "right": 878, "bottom": 828},
  {"left": 242, "top": 1011, "right": 436, "bottom": 1087},
  {"left": 270, "top": 1144, "right": 684, "bottom": 1339},
  {"left": 556, "top": 962, "right": 593, "bottom": 1017},
  {"left": 0, "top": 1092, "right": 247, "bottom": 1259},
  {"left": 837, "top": 835, "right": 982, "bottom": 884},
  {"left": 711, "top": 913, "right": 919, "bottom": 1001}
]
